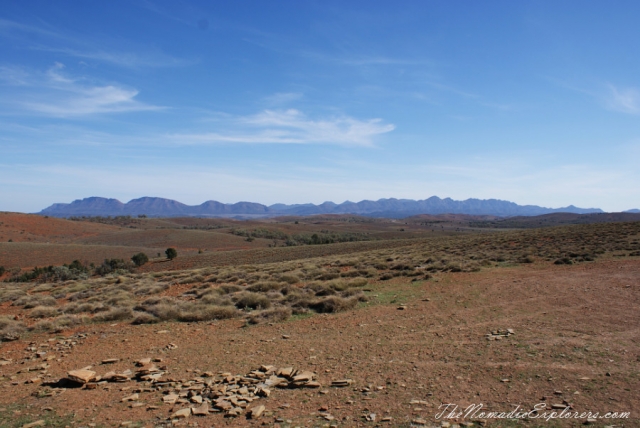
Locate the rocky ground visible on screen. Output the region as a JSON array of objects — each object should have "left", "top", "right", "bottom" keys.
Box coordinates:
[{"left": 0, "top": 259, "right": 638, "bottom": 427}]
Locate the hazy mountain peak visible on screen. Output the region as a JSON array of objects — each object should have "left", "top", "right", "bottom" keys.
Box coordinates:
[{"left": 38, "top": 196, "right": 605, "bottom": 218}]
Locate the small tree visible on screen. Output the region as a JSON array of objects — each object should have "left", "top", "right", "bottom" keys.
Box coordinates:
[
  {"left": 131, "top": 252, "right": 149, "bottom": 267},
  {"left": 165, "top": 248, "right": 178, "bottom": 260}
]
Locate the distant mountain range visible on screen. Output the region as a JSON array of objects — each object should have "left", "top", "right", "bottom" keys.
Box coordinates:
[{"left": 38, "top": 196, "right": 610, "bottom": 218}]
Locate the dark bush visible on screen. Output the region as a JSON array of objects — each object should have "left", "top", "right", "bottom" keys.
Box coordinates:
[
  {"left": 131, "top": 252, "right": 149, "bottom": 267},
  {"left": 95, "top": 259, "right": 134, "bottom": 276},
  {"left": 165, "top": 248, "right": 178, "bottom": 260}
]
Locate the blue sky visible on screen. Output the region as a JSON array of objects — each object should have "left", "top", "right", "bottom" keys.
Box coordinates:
[{"left": 1, "top": 1, "right": 639, "bottom": 212}]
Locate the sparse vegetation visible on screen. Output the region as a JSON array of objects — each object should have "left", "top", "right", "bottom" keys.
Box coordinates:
[
  {"left": 0, "top": 316, "right": 25, "bottom": 341},
  {"left": 131, "top": 252, "right": 149, "bottom": 266},
  {"left": 0, "top": 218, "right": 638, "bottom": 330},
  {"left": 165, "top": 247, "right": 178, "bottom": 260}
]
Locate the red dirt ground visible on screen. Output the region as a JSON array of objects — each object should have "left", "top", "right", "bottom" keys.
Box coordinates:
[{"left": 1, "top": 259, "right": 638, "bottom": 427}]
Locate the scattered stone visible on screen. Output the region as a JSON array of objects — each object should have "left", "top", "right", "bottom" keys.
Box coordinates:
[
  {"left": 225, "top": 407, "right": 243, "bottom": 417},
  {"left": 397, "top": 305, "right": 406, "bottom": 310},
  {"left": 192, "top": 402, "right": 209, "bottom": 416},
  {"left": 102, "top": 358, "right": 119, "bottom": 364},
  {"left": 121, "top": 393, "right": 139, "bottom": 402},
  {"left": 500, "top": 378, "right": 510, "bottom": 383},
  {"left": 281, "top": 335, "right": 291, "bottom": 339},
  {"left": 22, "top": 421, "right": 45, "bottom": 428},
  {"left": 382, "top": 416, "right": 392, "bottom": 422},
  {"left": 412, "top": 418, "right": 427, "bottom": 426},
  {"left": 486, "top": 329, "right": 516, "bottom": 340},
  {"left": 331, "top": 379, "right": 353, "bottom": 387},
  {"left": 67, "top": 369, "right": 97, "bottom": 384},
  {"left": 52, "top": 363, "right": 336, "bottom": 422},
  {"left": 277, "top": 367, "right": 294, "bottom": 377},
  {"left": 584, "top": 419, "right": 598, "bottom": 425},
  {"left": 552, "top": 404, "right": 568, "bottom": 410},
  {"left": 214, "top": 400, "right": 233, "bottom": 411},
  {"left": 365, "top": 413, "right": 376, "bottom": 422},
  {"left": 171, "top": 408, "right": 192, "bottom": 419},
  {"left": 292, "top": 371, "right": 315, "bottom": 383},
  {"left": 163, "top": 393, "right": 179, "bottom": 404},
  {"left": 102, "top": 371, "right": 131, "bottom": 382},
  {"left": 249, "top": 404, "right": 265, "bottom": 419},
  {"left": 135, "top": 358, "right": 151, "bottom": 367}
]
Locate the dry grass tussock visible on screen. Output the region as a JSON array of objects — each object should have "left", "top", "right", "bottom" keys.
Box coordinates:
[{"left": 2, "top": 221, "right": 639, "bottom": 336}]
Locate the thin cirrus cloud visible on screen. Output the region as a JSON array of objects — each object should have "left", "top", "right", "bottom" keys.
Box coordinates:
[
  {"left": 169, "top": 109, "right": 395, "bottom": 147},
  {"left": 1, "top": 63, "right": 161, "bottom": 117},
  {"left": 31, "top": 45, "right": 194, "bottom": 69},
  {"left": 0, "top": 18, "right": 190, "bottom": 69},
  {"left": 605, "top": 84, "right": 640, "bottom": 115}
]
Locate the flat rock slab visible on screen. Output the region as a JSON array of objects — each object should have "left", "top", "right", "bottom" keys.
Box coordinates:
[
  {"left": 249, "top": 404, "right": 265, "bottom": 419},
  {"left": 192, "top": 402, "right": 209, "bottom": 416},
  {"left": 171, "top": 408, "right": 192, "bottom": 419},
  {"left": 67, "top": 369, "right": 97, "bottom": 384}
]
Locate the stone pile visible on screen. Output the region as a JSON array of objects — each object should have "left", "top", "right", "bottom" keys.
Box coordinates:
[
  {"left": 50, "top": 363, "right": 333, "bottom": 420},
  {"left": 164, "top": 365, "right": 322, "bottom": 419},
  {"left": 485, "top": 328, "right": 515, "bottom": 341}
]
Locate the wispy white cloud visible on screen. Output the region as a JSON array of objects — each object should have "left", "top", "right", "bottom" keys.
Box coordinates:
[
  {"left": 605, "top": 84, "right": 640, "bottom": 115},
  {"left": 0, "top": 65, "right": 30, "bottom": 85},
  {"left": 32, "top": 46, "right": 194, "bottom": 68},
  {"left": 169, "top": 109, "right": 394, "bottom": 147},
  {"left": 0, "top": 63, "right": 162, "bottom": 117},
  {"left": 0, "top": 18, "right": 190, "bottom": 68},
  {"left": 0, "top": 18, "right": 62, "bottom": 40},
  {"left": 263, "top": 92, "right": 304, "bottom": 106},
  {"left": 549, "top": 77, "right": 640, "bottom": 115}
]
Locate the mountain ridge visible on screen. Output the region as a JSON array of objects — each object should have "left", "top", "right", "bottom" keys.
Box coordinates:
[{"left": 38, "top": 196, "right": 608, "bottom": 218}]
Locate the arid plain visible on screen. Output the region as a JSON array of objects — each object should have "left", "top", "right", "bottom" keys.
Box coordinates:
[{"left": 0, "top": 212, "right": 639, "bottom": 427}]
